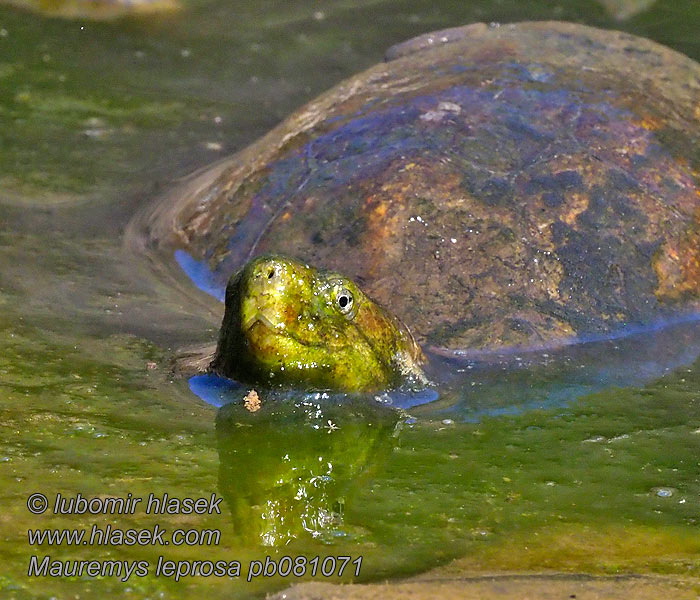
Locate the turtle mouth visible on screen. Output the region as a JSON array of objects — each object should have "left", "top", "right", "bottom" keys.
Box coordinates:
[
  {"left": 241, "top": 308, "right": 328, "bottom": 352},
  {"left": 242, "top": 309, "right": 312, "bottom": 349},
  {"left": 242, "top": 311, "right": 279, "bottom": 334}
]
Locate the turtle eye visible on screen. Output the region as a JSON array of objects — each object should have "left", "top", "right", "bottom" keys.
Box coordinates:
[{"left": 336, "top": 288, "right": 354, "bottom": 315}]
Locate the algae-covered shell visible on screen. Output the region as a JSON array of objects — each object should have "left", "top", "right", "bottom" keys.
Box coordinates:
[{"left": 139, "top": 21, "right": 700, "bottom": 352}]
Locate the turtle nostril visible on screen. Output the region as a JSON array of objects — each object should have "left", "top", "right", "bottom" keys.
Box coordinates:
[{"left": 268, "top": 269, "right": 275, "bottom": 280}]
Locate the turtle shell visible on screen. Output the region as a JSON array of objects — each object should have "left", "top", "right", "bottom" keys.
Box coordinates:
[{"left": 142, "top": 21, "right": 700, "bottom": 352}]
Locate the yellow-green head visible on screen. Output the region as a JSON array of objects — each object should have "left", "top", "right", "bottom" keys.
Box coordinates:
[{"left": 210, "top": 255, "right": 426, "bottom": 392}]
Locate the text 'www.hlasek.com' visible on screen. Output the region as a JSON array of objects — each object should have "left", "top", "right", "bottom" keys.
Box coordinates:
[{"left": 26, "top": 492, "right": 363, "bottom": 583}]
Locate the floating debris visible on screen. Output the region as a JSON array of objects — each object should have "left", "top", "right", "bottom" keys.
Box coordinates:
[{"left": 243, "top": 389, "right": 261, "bottom": 413}]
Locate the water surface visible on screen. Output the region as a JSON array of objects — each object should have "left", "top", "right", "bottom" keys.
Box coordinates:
[{"left": 0, "top": 1, "right": 699, "bottom": 598}]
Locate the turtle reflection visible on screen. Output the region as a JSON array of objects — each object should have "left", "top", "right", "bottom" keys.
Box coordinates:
[{"left": 216, "top": 393, "right": 400, "bottom": 546}]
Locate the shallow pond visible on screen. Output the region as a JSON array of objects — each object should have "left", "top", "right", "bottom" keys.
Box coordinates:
[{"left": 0, "top": 1, "right": 699, "bottom": 599}]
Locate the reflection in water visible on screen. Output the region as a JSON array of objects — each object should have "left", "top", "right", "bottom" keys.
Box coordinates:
[
  {"left": 175, "top": 250, "right": 226, "bottom": 302},
  {"left": 190, "top": 317, "right": 700, "bottom": 556},
  {"left": 192, "top": 317, "right": 700, "bottom": 424},
  {"left": 428, "top": 316, "right": 700, "bottom": 421},
  {"left": 215, "top": 395, "right": 400, "bottom": 546},
  {"left": 189, "top": 373, "right": 245, "bottom": 408},
  {"left": 190, "top": 372, "right": 440, "bottom": 410}
]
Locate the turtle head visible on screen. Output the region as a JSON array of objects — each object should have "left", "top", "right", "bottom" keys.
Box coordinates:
[{"left": 210, "top": 255, "right": 425, "bottom": 391}]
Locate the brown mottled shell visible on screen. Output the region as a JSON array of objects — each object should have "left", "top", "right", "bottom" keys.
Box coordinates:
[{"left": 139, "top": 21, "right": 700, "bottom": 351}]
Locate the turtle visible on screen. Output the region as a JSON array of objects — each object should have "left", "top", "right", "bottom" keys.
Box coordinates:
[
  {"left": 209, "top": 254, "right": 427, "bottom": 391},
  {"left": 133, "top": 21, "right": 700, "bottom": 392}
]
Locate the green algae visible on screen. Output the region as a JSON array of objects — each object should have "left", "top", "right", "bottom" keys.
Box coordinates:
[
  {"left": 0, "top": 0, "right": 697, "bottom": 200},
  {"left": 1, "top": 307, "right": 697, "bottom": 599}
]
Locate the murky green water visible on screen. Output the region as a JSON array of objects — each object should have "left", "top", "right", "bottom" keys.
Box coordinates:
[{"left": 1, "top": 1, "right": 699, "bottom": 598}]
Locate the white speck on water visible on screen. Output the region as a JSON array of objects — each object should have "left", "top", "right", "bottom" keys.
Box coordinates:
[
  {"left": 582, "top": 436, "right": 606, "bottom": 443},
  {"left": 450, "top": 238, "right": 457, "bottom": 244},
  {"left": 0, "top": 29, "right": 8, "bottom": 38},
  {"left": 420, "top": 110, "right": 445, "bottom": 122},
  {"left": 437, "top": 101, "right": 461, "bottom": 114},
  {"left": 313, "top": 10, "right": 326, "bottom": 20},
  {"left": 653, "top": 487, "right": 674, "bottom": 498},
  {"left": 374, "top": 393, "right": 392, "bottom": 405},
  {"left": 441, "top": 419, "right": 454, "bottom": 425},
  {"left": 471, "top": 528, "right": 491, "bottom": 538},
  {"left": 180, "top": 48, "right": 191, "bottom": 58},
  {"left": 83, "top": 127, "right": 111, "bottom": 140}
]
